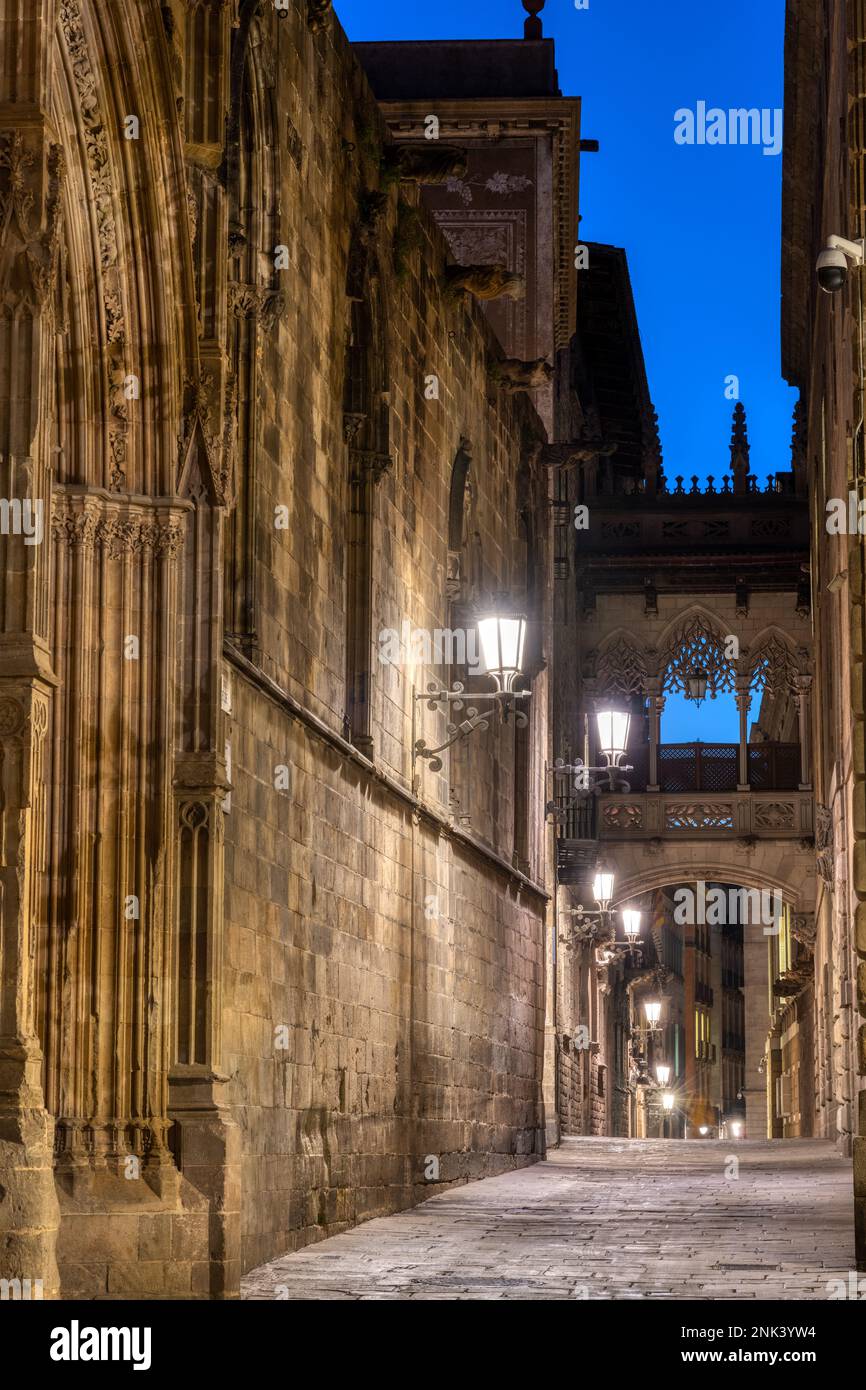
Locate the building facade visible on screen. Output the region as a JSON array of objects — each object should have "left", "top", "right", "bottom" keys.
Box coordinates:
[
  {"left": 0, "top": 0, "right": 595, "bottom": 1298},
  {"left": 782, "top": 0, "right": 866, "bottom": 1264}
]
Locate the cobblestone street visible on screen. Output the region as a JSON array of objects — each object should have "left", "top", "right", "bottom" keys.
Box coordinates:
[{"left": 242, "top": 1138, "right": 855, "bottom": 1300}]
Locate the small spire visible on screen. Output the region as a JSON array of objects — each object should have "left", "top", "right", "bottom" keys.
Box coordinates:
[
  {"left": 730, "top": 401, "right": 750, "bottom": 495},
  {"left": 522, "top": 0, "right": 545, "bottom": 40}
]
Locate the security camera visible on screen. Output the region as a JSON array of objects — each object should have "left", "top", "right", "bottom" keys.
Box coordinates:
[{"left": 816, "top": 234, "right": 866, "bottom": 293}]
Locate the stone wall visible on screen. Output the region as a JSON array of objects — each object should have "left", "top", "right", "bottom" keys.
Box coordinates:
[{"left": 0, "top": 0, "right": 555, "bottom": 1297}]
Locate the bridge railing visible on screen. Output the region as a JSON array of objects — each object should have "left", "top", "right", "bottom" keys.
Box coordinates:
[
  {"left": 595, "top": 790, "right": 813, "bottom": 839},
  {"left": 623, "top": 742, "right": 801, "bottom": 794}
]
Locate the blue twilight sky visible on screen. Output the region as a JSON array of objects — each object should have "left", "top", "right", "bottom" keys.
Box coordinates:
[{"left": 334, "top": 0, "right": 794, "bottom": 741}]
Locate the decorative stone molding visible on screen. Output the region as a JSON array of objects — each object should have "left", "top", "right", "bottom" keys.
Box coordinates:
[
  {"left": 596, "top": 792, "right": 814, "bottom": 840},
  {"left": 52, "top": 493, "right": 185, "bottom": 558}
]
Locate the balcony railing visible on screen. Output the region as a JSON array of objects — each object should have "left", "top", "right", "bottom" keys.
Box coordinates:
[{"left": 622, "top": 742, "right": 800, "bottom": 794}]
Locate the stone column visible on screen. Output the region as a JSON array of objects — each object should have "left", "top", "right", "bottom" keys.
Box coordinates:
[
  {"left": 742, "top": 923, "right": 770, "bottom": 1140},
  {"left": 0, "top": 0, "right": 62, "bottom": 1297},
  {"left": 794, "top": 675, "right": 813, "bottom": 790},
  {"left": 645, "top": 678, "right": 663, "bottom": 791},
  {"left": 735, "top": 680, "right": 751, "bottom": 791}
]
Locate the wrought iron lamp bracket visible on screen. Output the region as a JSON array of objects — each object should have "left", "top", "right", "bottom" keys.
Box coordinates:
[{"left": 413, "top": 681, "right": 529, "bottom": 772}]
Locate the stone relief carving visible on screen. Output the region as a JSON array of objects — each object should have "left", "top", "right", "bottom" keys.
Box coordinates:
[
  {"left": 815, "top": 803, "right": 834, "bottom": 886},
  {"left": 752, "top": 801, "right": 796, "bottom": 831},
  {"left": 228, "top": 282, "right": 286, "bottom": 332},
  {"left": 59, "top": 0, "right": 128, "bottom": 488},
  {"left": 747, "top": 633, "right": 802, "bottom": 699},
  {"left": 665, "top": 803, "right": 734, "bottom": 831},
  {"left": 595, "top": 635, "right": 648, "bottom": 696},
  {"left": 52, "top": 496, "right": 184, "bottom": 557}
]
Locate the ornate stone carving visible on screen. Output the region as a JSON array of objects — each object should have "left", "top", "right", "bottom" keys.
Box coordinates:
[
  {"left": 595, "top": 635, "right": 648, "bottom": 696},
  {"left": 228, "top": 281, "right": 286, "bottom": 330},
  {"left": 0, "top": 132, "right": 65, "bottom": 315},
  {"left": 791, "top": 912, "right": 817, "bottom": 950},
  {"left": 662, "top": 613, "right": 735, "bottom": 696},
  {"left": 665, "top": 803, "right": 735, "bottom": 831},
  {"left": 815, "top": 803, "right": 834, "bottom": 886},
  {"left": 348, "top": 447, "right": 393, "bottom": 485},
  {"left": 753, "top": 801, "right": 796, "bottom": 831},
  {"left": 602, "top": 803, "right": 643, "bottom": 830},
  {"left": 0, "top": 696, "right": 26, "bottom": 739},
  {"left": 52, "top": 496, "right": 184, "bottom": 558},
  {"left": 748, "top": 633, "right": 802, "bottom": 698}
]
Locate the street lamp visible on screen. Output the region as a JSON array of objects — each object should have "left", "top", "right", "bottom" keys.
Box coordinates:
[
  {"left": 622, "top": 909, "right": 642, "bottom": 943},
  {"left": 730, "top": 1120, "right": 743, "bottom": 1139},
  {"left": 476, "top": 612, "right": 527, "bottom": 693},
  {"left": 545, "top": 708, "right": 633, "bottom": 817},
  {"left": 596, "top": 709, "right": 631, "bottom": 766},
  {"left": 560, "top": 870, "right": 621, "bottom": 952},
  {"left": 592, "top": 871, "right": 615, "bottom": 911},
  {"left": 655, "top": 1063, "right": 671, "bottom": 1088},
  {"left": 685, "top": 669, "right": 708, "bottom": 705},
  {"left": 643, "top": 999, "right": 662, "bottom": 1030},
  {"left": 414, "top": 607, "right": 530, "bottom": 771},
  {"left": 661, "top": 1090, "right": 675, "bottom": 1112}
]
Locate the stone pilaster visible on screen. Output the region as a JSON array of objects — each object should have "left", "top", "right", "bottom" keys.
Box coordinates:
[{"left": 0, "top": 0, "right": 61, "bottom": 1297}]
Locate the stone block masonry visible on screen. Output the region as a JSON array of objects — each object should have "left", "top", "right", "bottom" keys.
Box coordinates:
[{"left": 0, "top": 0, "right": 555, "bottom": 1295}]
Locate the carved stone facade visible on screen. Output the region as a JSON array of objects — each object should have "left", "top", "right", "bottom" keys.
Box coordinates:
[
  {"left": 0, "top": 0, "right": 568, "bottom": 1298},
  {"left": 782, "top": 0, "right": 866, "bottom": 1264}
]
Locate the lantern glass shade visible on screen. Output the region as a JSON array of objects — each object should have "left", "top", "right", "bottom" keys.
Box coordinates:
[
  {"left": 661, "top": 1091, "right": 675, "bottom": 1112},
  {"left": 592, "top": 871, "right": 615, "bottom": 910},
  {"left": 621, "top": 909, "right": 641, "bottom": 940},
  {"left": 698, "top": 1125, "right": 709, "bottom": 1136},
  {"left": 644, "top": 999, "right": 662, "bottom": 1026},
  {"left": 596, "top": 709, "right": 630, "bottom": 764},
  {"left": 655, "top": 1063, "right": 671, "bottom": 1087},
  {"left": 476, "top": 614, "right": 527, "bottom": 692},
  {"left": 730, "top": 1121, "right": 743, "bottom": 1139},
  {"left": 686, "top": 670, "right": 708, "bottom": 703}
]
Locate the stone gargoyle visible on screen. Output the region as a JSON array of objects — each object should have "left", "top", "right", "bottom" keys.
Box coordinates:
[
  {"left": 382, "top": 143, "right": 468, "bottom": 185},
  {"left": 536, "top": 437, "right": 618, "bottom": 469},
  {"left": 444, "top": 262, "right": 525, "bottom": 302},
  {"left": 488, "top": 357, "right": 553, "bottom": 392}
]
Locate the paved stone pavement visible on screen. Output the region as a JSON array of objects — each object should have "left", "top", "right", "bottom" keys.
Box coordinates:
[{"left": 241, "top": 1137, "right": 855, "bottom": 1300}]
